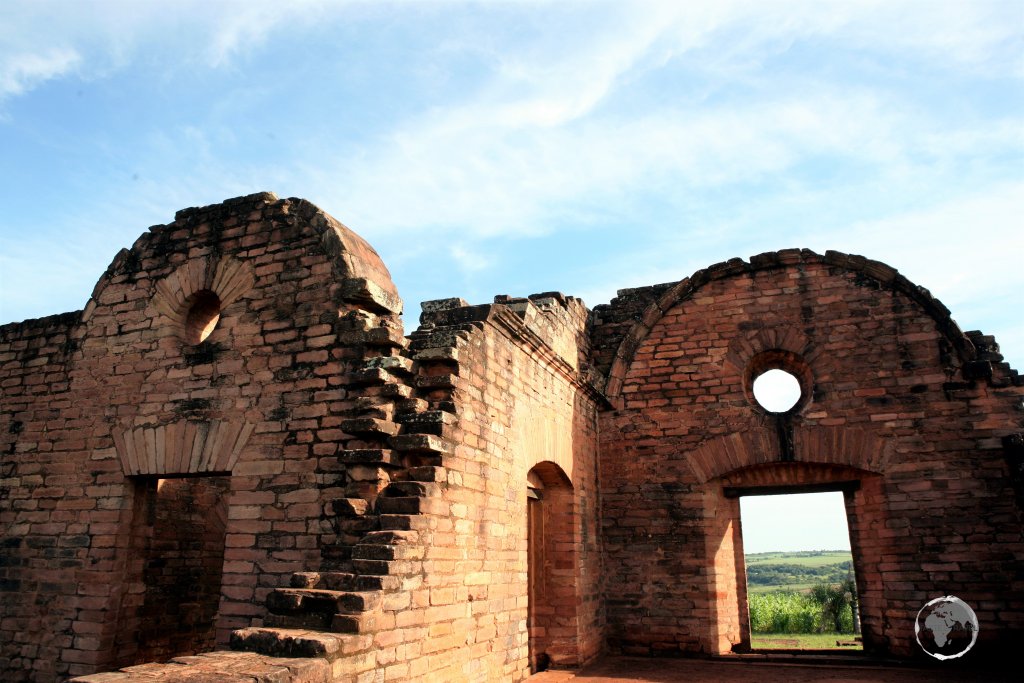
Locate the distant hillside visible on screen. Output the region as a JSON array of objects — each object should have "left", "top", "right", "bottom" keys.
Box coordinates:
[{"left": 745, "top": 550, "right": 854, "bottom": 593}]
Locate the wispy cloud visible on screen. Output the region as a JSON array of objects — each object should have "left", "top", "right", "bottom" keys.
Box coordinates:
[
  {"left": 316, "top": 78, "right": 1019, "bottom": 242},
  {"left": 0, "top": 48, "right": 79, "bottom": 101},
  {"left": 450, "top": 243, "right": 494, "bottom": 274},
  {"left": 1, "top": 0, "right": 1020, "bottom": 365}
]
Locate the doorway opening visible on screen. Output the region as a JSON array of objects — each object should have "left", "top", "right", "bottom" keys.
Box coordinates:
[
  {"left": 526, "top": 462, "right": 579, "bottom": 673},
  {"left": 738, "top": 490, "right": 862, "bottom": 652},
  {"left": 115, "top": 475, "right": 231, "bottom": 666}
]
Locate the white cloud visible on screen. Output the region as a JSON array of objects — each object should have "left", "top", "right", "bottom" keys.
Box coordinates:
[
  {"left": 0, "top": 48, "right": 80, "bottom": 100},
  {"left": 1, "top": 0, "right": 1020, "bottom": 372},
  {"left": 450, "top": 244, "right": 493, "bottom": 274},
  {"left": 316, "top": 78, "right": 1018, "bottom": 241},
  {"left": 816, "top": 182, "right": 1024, "bottom": 306}
]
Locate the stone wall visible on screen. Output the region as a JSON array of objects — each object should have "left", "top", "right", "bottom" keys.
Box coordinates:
[
  {"left": 0, "top": 313, "right": 81, "bottom": 681},
  {"left": 595, "top": 250, "right": 1024, "bottom": 662},
  {"left": 402, "top": 293, "right": 603, "bottom": 677},
  {"left": 2, "top": 197, "right": 1021, "bottom": 682},
  {"left": 0, "top": 192, "right": 406, "bottom": 680}
]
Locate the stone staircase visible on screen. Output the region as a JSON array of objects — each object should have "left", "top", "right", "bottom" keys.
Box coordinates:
[{"left": 230, "top": 311, "right": 465, "bottom": 674}]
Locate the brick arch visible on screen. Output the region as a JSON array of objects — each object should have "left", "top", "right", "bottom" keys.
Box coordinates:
[
  {"left": 149, "top": 255, "right": 255, "bottom": 339},
  {"left": 604, "top": 249, "right": 976, "bottom": 400},
  {"left": 81, "top": 192, "right": 402, "bottom": 326},
  {"left": 717, "top": 460, "right": 879, "bottom": 489},
  {"left": 111, "top": 420, "right": 256, "bottom": 477},
  {"left": 687, "top": 426, "right": 891, "bottom": 484},
  {"left": 529, "top": 459, "right": 574, "bottom": 489}
]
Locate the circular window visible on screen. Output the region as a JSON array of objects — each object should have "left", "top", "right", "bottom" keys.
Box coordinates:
[
  {"left": 752, "top": 368, "right": 802, "bottom": 413},
  {"left": 744, "top": 349, "right": 812, "bottom": 414},
  {"left": 183, "top": 290, "right": 221, "bottom": 344}
]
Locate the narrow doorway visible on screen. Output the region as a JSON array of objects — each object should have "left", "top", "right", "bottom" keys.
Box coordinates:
[
  {"left": 526, "top": 462, "right": 579, "bottom": 673},
  {"left": 527, "top": 481, "right": 549, "bottom": 674},
  {"left": 739, "top": 491, "right": 862, "bottom": 651},
  {"left": 116, "top": 475, "right": 230, "bottom": 666}
]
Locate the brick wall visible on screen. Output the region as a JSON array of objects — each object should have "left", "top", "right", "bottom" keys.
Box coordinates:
[
  {"left": 394, "top": 293, "right": 604, "bottom": 679},
  {"left": 596, "top": 250, "right": 1024, "bottom": 662},
  {"left": 4, "top": 196, "right": 1022, "bottom": 681},
  {"left": 0, "top": 313, "right": 80, "bottom": 681},
  {"left": 1, "top": 192, "right": 405, "bottom": 680},
  {"left": 213, "top": 293, "right": 604, "bottom": 682}
]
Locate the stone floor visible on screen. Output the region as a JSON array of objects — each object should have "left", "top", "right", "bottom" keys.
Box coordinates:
[{"left": 527, "top": 656, "right": 1017, "bottom": 683}]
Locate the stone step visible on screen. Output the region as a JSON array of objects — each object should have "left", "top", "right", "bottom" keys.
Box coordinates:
[
  {"left": 403, "top": 465, "right": 447, "bottom": 483},
  {"left": 379, "top": 383, "right": 414, "bottom": 399},
  {"left": 230, "top": 627, "right": 347, "bottom": 661},
  {"left": 359, "top": 529, "right": 420, "bottom": 545},
  {"left": 348, "top": 368, "right": 391, "bottom": 387},
  {"left": 362, "top": 355, "right": 414, "bottom": 375},
  {"left": 290, "top": 572, "right": 356, "bottom": 591},
  {"left": 331, "top": 612, "right": 379, "bottom": 635},
  {"left": 395, "top": 409, "right": 458, "bottom": 437},
  {"left": 267, "top": 589, "right": 381, "bottom": 616},
  {"left": 320, "top": 545, "right": 353, "bottom": 569},
  {"left": 334, "top": 515, "right": 380, "bottom": 534},
  {"left": 325, "top": 498, "right": 371, "bottom": 517},
  {"left": 378, "top": 514, "right": 432, "bottom": 531},
  {"left": 337, "top": 449, "right": 402, "bottom": 467},
  {"left": 340, "top": 417, "right": 401, "bottom": 437},
  {"left": 351, "top": 543, "right": 424, "bottom": 561},
  {"left": 262, "top": 611, "right": 332, "bottom": 631},
  {"left": 338, "top": 326, "right": 406, "bottom": 349},
  {"left": 395, "top": 397, "right": 430, "bottom": 414},
  {"left": 375, "top": 496, "right": 449, "bottom": 515},
  {"left": 380, "top": 481, "right": 441, "bottom": 498},
  {"left": 351, "top": 397, "right": 394, "bottom": 421},
  {"left": 281, "top": 574, "right": 398, "bottom": 597},
  {"left": 415, "top": 374, "right": 460, "bottom": 391},
  {"left": 351, "top": 558, "right": 422, "bottom": 577},
  {"left": 355, "top": 574, "right": 401, "bottom": 592},
  {"left": 390, "top": 434, "right": 453, "bottom": 457},
  {"left": 413, "top": 345, "right": 462, "bottom": 363}
]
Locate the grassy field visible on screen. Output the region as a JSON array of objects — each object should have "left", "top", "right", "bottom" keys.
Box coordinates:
[
  {"left": 751, "top": 633, "right": 862, "bottom": 650},
  {"left": 745, "top": 550, "right": 852, "bottom": 567},
  {"left": 748, "top": 581, "right": 819, "bottom": 594}
]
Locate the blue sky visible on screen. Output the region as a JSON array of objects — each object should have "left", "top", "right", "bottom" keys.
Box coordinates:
[
  {"left": 740, "top": 492, "right": 852, "bottom": 554},
  {"left": 1, "top": 0, "right": 1022, "bottom": 373}
]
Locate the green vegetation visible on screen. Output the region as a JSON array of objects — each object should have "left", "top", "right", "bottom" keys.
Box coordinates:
[
  {"left": 747, "top": 590, "right": 818, "bottom": 633},
  {"left": 744, "top": 551, "right": 861, "bottom": 650},
  {"left": 747, "top": 584, "right": 858, "bottom": 634},
  {"left": 745, "top": 550, "right": 853, "bottom": 593},
  {"left": 745, "top": 550, "right": 853, "bottom": 567}
]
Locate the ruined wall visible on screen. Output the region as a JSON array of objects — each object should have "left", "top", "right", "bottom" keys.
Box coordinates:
[
  {"left": 394, "top": 294, "right": 603, "bottom": 679},
  {"left": 1, "top": 193, "right": 604, "bottom": 683},
  {"left": 183, "top": 293, "right": 604, "bottom": 683},
  {"left": 595, "top": 250, "right": 1024, "bottom": 662},
  {"left": 5, "top": 195, "right": 1023, "bottom": 682},
  {"left": 0, "top": 192, "right": 404, "bottom": 680},
  {"left": 0, "top": 313, "right": 81, "bottom": 681}
]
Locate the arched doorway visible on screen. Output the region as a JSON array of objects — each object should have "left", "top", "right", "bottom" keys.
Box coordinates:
[{"left": 527, "top": 462, "right": 579, "bottom": 673}]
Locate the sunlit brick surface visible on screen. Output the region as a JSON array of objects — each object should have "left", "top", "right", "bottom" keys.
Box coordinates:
[{"left": 2, "top": 200, "right": 1021, "bottom": 682}]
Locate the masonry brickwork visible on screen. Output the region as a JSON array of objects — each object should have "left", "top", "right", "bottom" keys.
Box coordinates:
[{"left": 1, "top": 194, "right": 1021, "bottom": 682}]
